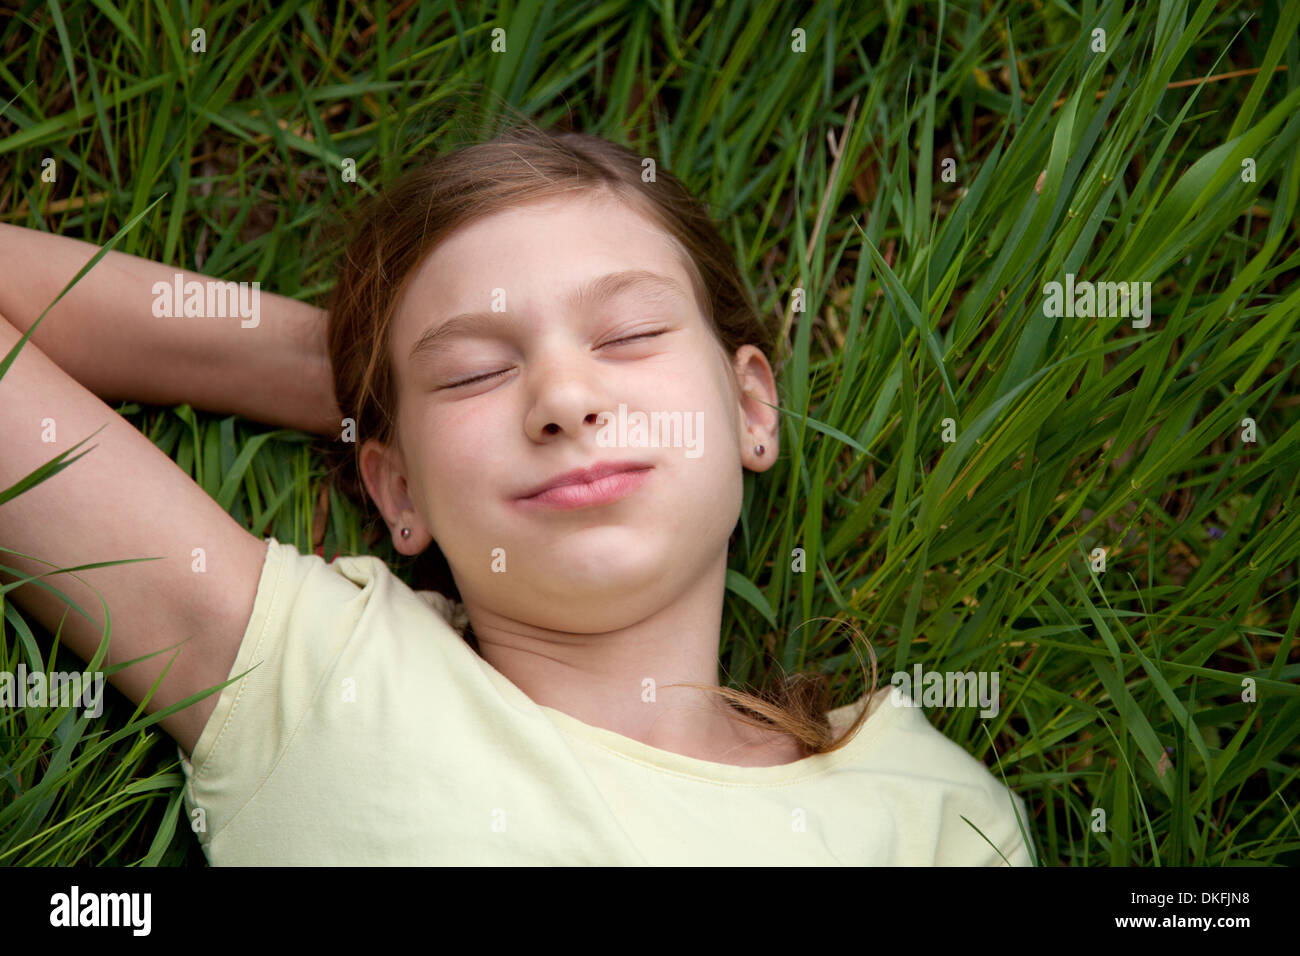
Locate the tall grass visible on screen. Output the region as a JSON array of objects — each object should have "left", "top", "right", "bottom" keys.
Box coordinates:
[{"left": 2, "top": 0, "right": 1297, "bottom": 865}]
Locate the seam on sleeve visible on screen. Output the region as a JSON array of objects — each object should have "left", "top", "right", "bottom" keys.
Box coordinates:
[
  {"left": 188, "top": 537, "right": 287, "bottom": 840},
  {"left": 203, "top": 547, "right": 377, "bottom": 845}
]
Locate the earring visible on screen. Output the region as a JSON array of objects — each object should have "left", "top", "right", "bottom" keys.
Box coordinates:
[
  {"left": 755, "top": 444, "right": 765, "bottom": 456},
  {"left": 400, "top": 527, "right": 410, "bottom": 539}
]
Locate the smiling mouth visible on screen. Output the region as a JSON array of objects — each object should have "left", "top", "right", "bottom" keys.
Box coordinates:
[{"left": 516, "top": 466, "right": 653, "bottom": 510}]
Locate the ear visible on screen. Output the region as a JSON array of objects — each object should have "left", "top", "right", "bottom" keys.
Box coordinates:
[
  {"left": 359, "top": 437, "right": 430, "bottom": 554},
  {"left": 730, "top": 345, "right": 779, "bottom": 472}
]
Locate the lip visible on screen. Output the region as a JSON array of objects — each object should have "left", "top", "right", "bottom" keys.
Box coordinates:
[{"left": 516, "top": 461, "right": 654, "bottom": 510}]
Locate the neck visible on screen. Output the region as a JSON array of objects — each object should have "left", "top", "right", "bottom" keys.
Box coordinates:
[{"left": 461, "top": 549, "right": 793, "bottom": 764}]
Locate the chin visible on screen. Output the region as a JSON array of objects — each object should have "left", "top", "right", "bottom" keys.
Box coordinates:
[{"left": 537, "top": 541, "right": 664, "bottom": 594}]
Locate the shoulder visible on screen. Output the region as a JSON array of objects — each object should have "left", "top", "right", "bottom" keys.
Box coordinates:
[
  {"left": 185, "top": 542, "right": 469, "bottom": 772},
  {"left": 326, "top": 549, "right": 469, "bottom": 633},
  {"left": 831, "top": 686, "right": 1036, "bottom": 865},
  {"left": 180, "top": 541, "right": 480, "bottom": 845},
  {"left": 318, "top": 549, "right": 468, "bottom": 633}
]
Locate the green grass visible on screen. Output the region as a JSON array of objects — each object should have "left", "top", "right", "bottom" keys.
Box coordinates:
[{"left": 2, "top": 0, "right": 1298, "bottom": 865}]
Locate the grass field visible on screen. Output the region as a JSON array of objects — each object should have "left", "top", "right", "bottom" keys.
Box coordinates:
[{"left": 2, "top": 0, "right": 1298, "bottom": 866}]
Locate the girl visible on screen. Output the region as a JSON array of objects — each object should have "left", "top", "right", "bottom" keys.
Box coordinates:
[{"left": 0, "top": 122, "right": 1035, "bottom": 865}]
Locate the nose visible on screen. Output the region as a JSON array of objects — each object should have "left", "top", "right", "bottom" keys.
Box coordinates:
[{"left": 521, "top": 347, "right": 613, "bottom": 444}]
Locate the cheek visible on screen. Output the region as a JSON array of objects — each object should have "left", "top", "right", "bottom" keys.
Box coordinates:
[
  {"left": 421, "top": 422, "right": 507, "bottom": 518},
  {"left": 691, "top": 378, "right": 736, "bottom": 444},
  {"left": 412, "top": 398, "right": 496, "bottom": 461}
]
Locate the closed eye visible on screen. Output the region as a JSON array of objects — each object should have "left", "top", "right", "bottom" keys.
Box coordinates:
[
  {"left": 444, "top": 368, "right": 511, "bottom": 389},
  {"left": 604, "top": 330, "right": 666, "bottom": 347},
  {"left": 443, "top": 331, "right": 667, "bottom": 388}
]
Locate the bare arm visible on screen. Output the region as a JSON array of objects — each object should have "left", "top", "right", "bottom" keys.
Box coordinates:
[
  {"left": 0, "top": 223, "right": 341, "bottom": 436},
  {"left": 0, "top": 312, "right": 268, "bottom": 756}
]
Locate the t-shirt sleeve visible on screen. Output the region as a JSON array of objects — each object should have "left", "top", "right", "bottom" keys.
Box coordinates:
[
  {"left": 936, "top": 780, "right": 1036, "bottom": 866},
  {"left": 177, "top": 537, "right": 329, "bottom": 826},
  {"left": 175, "top": 536, "right": 467, "bottom": 844},
  {"left": 872, "top": 690, "right": 1038, "bottom": 866},
  {"left": 927, "top": 717, "right": 1037, "bottom": 866}
]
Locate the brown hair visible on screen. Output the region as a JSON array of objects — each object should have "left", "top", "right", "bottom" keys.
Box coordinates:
[{"left": 321, "top": 113, "right": 878, "bottom": 757}]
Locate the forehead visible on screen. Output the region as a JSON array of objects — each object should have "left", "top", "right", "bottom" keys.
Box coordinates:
[{"left": 391, "top": 192, "right": 699, "bottom": 346}]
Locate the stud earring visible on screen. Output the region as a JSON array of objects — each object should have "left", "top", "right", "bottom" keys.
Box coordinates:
[
  {"left": 755, "top": 444, "right": 765, "bottom": 456},
  {"left": 400, "top": 527, "right": 410, "bottom": 539}
]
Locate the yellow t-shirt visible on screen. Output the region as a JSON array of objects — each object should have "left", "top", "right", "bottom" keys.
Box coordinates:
[{"left": 178, "top": 538, "right": 1036, "bottom": 865}]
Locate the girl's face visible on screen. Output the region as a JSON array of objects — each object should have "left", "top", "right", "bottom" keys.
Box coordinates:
[{"left": 361, "top": 190, "right": 779, "bottom": 633}]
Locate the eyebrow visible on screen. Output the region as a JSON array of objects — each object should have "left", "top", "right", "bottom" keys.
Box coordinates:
[{"left": 407, "top": 269, "right": 688, "bottom": 364}]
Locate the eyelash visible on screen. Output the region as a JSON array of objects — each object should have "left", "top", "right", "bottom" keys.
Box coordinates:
[{"left": 444, "top": 330, "right": 666, "bottom": 389}]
